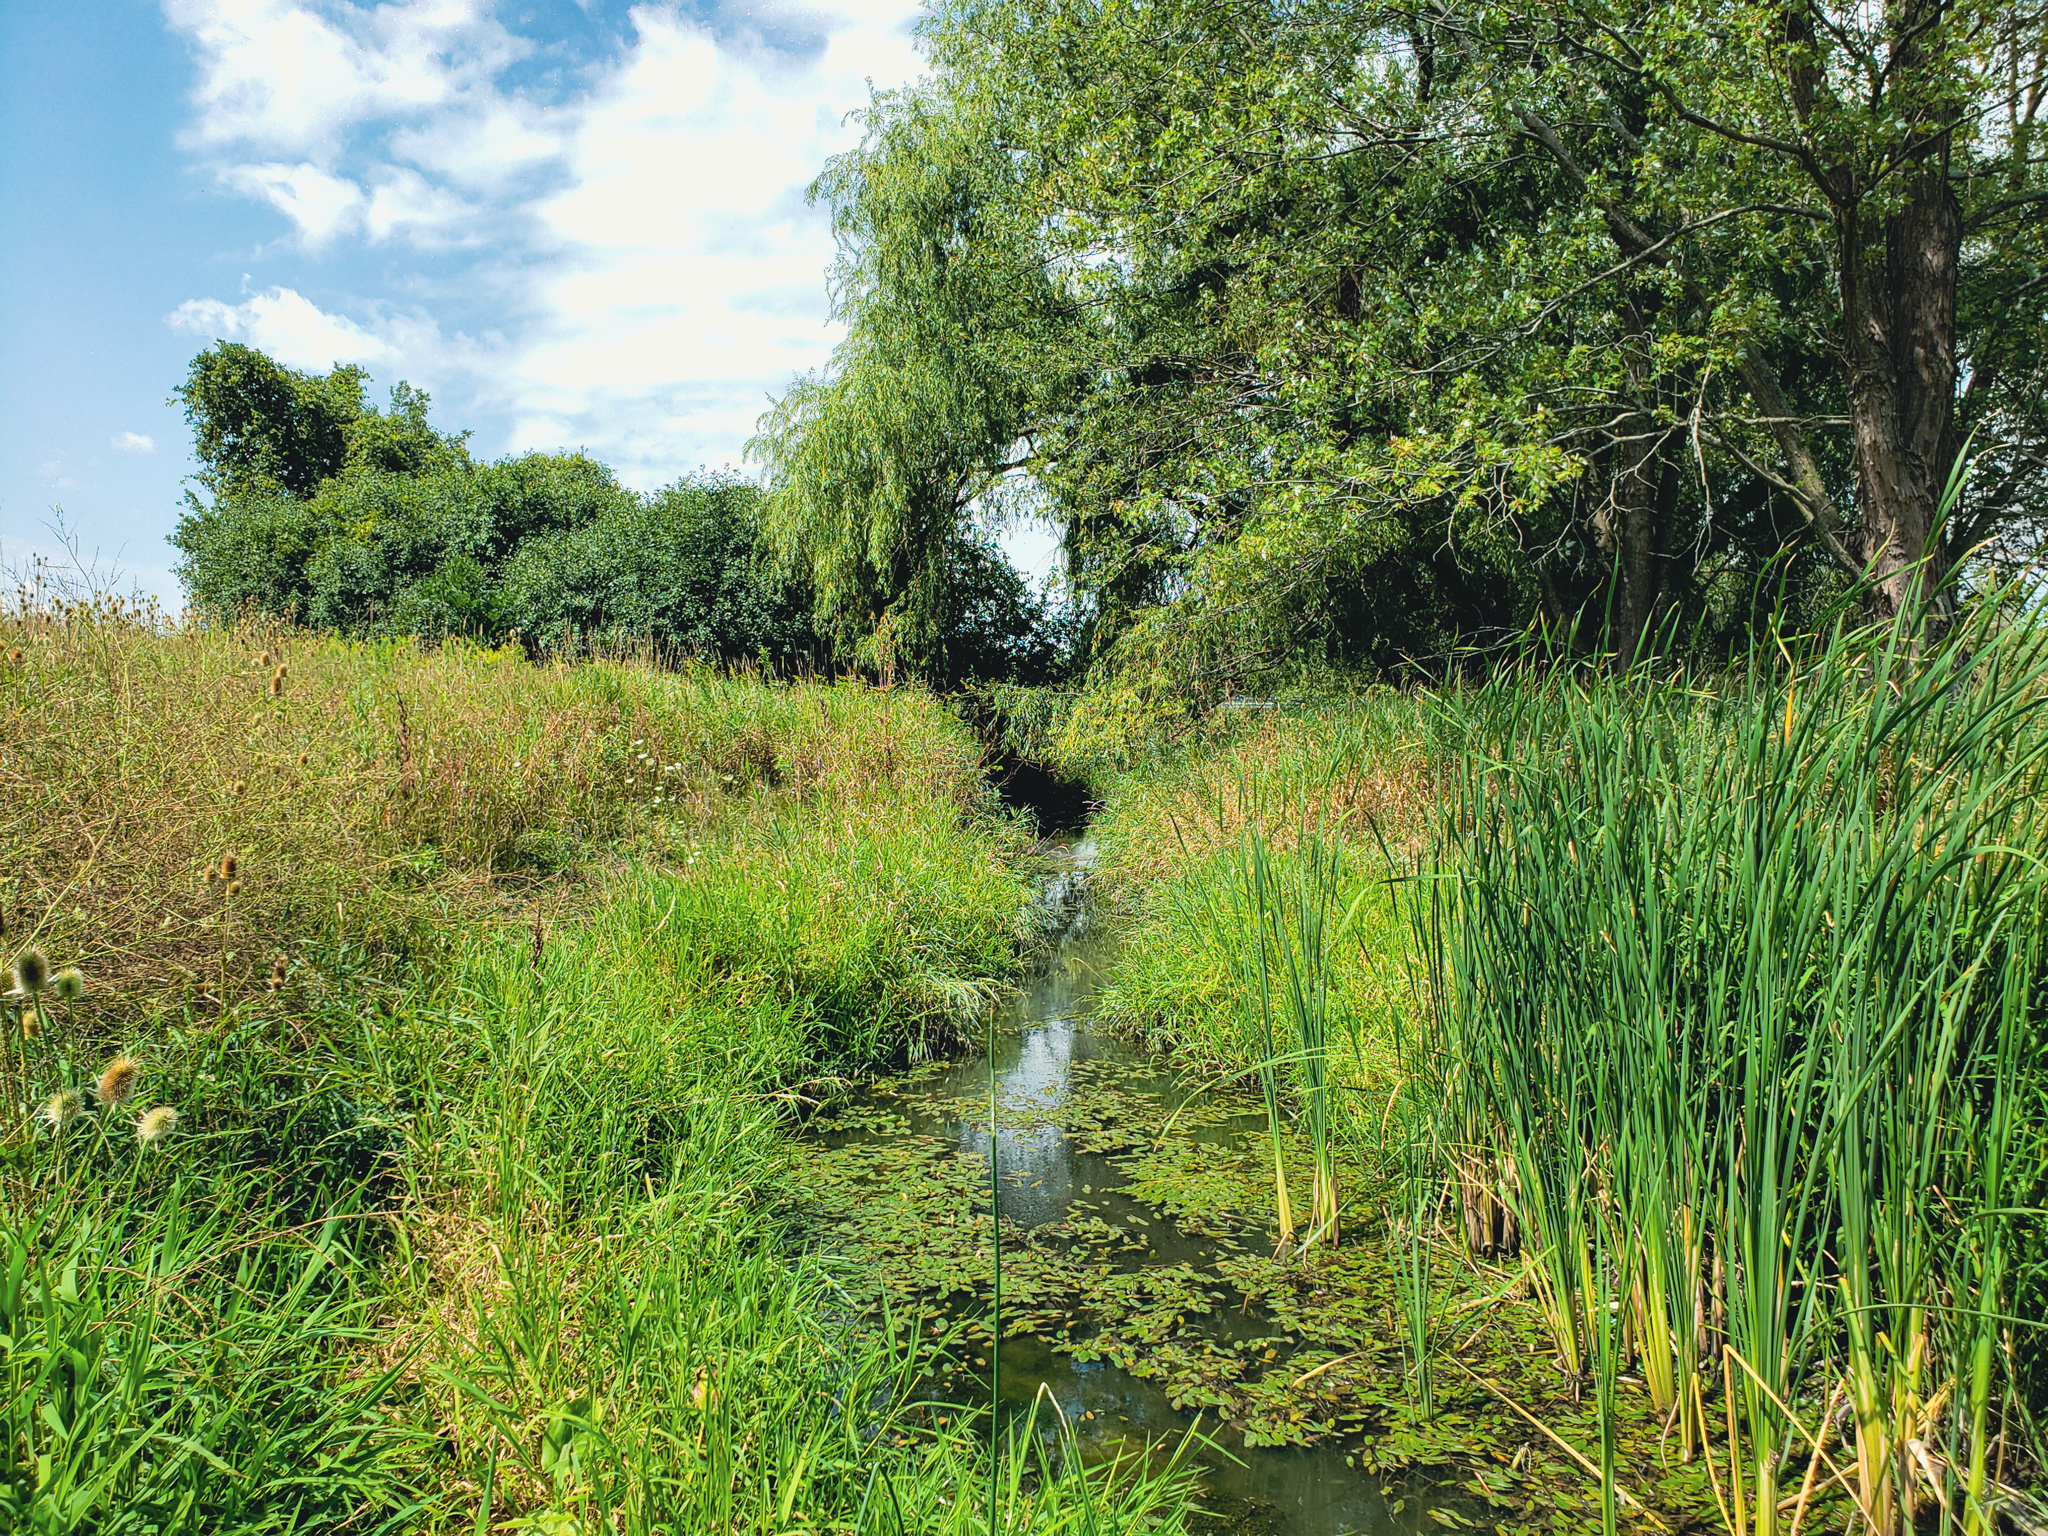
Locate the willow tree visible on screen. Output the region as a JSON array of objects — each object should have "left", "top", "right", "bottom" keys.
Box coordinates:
[
  {"left": 760, "top": 0, "right": 2048, "bottom": 681},
  {"left": 748, "top": 95, "right": 1073, "bottom": 678}
]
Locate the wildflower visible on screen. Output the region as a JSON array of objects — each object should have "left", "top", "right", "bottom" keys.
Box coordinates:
[
  {"left": 97, "top": 1054, "right": 139, "bottom": 1107},
  {"left": 40, "top": 1088, "right": 82, "bottom": 1133},
  {"left": 136, "top": 1106, "right": 178, "bottom": 1147},
  {"left": 13, "top": 948, "right": 49, "bottom": 995},
  {"left": 51, "top": 968, "right": 84, "bottom": 1002}
]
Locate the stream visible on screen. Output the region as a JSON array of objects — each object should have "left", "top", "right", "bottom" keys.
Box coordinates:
[{"left": 791, "top": 837, "right": 1473, "bottom": 1535}]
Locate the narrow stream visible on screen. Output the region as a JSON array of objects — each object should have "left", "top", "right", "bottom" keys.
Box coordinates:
[{"left": 801, "top": 837, "right": 1467, "bottom": 1535}]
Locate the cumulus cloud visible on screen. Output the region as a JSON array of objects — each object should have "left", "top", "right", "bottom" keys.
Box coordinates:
[
  {"left": 167, "top": 0, "right": 526, "bottom": 156},
  {"left": 167, "top": 285, "right": 404, "bottom": 370},
  {"left": 164, "top": 0, "right": 924, "bottom": 479},
  {"left": 220, "top": 162, "right": 366, "bottom": 246},
  {"left": 112, "top": 432, "right": 157, "bottom": 453}
]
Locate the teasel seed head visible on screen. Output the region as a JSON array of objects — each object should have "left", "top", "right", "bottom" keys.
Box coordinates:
[
  {"left": 297, "top": 751, "right": 309, "bottom": 766},
  {"left": 231, "top": 779, "right": 247, "bottom": 798},
  {"left": 7, "top": 649, "right": 19, "bottom": 665},
  {"left": 267, "top": 955, "right": 287, "bottom": 991},
  {"left": 226, "top": 879, "right": 243, "bottom": 898},
  {"left": 97, "top": 1054, "right": 139, "bottom": 1107},
  {"left": 13, "top": 948, "right": 49, "bottom": 995},
  {"left": 41, "top": 1088, "right": 83, "bottom": 1134},
  {"left": 51, "top": 968, "right": 84, "bottom": 1003},
  {"left": 258, "top": 650, "right": 272, "bottom": 667},
  {"left": 268, "top": 671, "right": 283, "bottom": 697},
  {"left": 136, "top": 1106, "right": 178, "bottom": 1147},
  {"left": 219, "top": 852, "right": 238, "bottom": 880}
]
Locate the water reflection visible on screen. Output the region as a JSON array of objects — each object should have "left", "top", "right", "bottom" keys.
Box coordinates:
[{"left": 824, "top": 837, "right": 1463, "bottom": 1535}]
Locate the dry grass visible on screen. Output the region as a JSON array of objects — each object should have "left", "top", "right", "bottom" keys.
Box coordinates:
[
  {"left": 1092, "top": 709, "right": 1443, "bottom": 903},
  {"left": 0, "top": 597, "right": 993, "bottom": 1027}
]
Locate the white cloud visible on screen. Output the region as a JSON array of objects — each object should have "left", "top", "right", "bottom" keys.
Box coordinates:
[
  {"left": 167, "top": 285, "right": 404, "bottom": 370},
  {"left": 112, "top": 432, "right": 158, "bottom": 453},
  {"left": 168, "top": 0, "right": 526, "bottom": 156},
  {"left": 220, "top": 162, "right": 366, "bottom": 245},
  {"left": 164, "top": 0, "right": 926, "bottom": 480}
]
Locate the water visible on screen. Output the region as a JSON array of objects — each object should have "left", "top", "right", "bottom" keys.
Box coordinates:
[{"left": 801, "top": 838, "right": 1467, "bottom": 1535}]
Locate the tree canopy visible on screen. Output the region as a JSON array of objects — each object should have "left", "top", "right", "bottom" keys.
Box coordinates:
[
  {"left": 751, "top": 0, "right": 2048, "bottom": 688},
  {"left": 169, "top": 343, "right": 1059, "bottom": 683}
]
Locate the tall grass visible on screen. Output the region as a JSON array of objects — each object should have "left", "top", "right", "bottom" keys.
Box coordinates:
[
  {"left": 1420, "top": 605, "right": 2048, "bottom": 1536},
  {"left": 3, "top": 612, "right": 1192, "bottom": 1532},
  {"left": 0, "top": 597, "right": 992, "bottom": 1016}
]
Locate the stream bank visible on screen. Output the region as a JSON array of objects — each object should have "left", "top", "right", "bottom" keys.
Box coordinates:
[{"left": 783, "top": 836, "right": 1488, "bottom": 1535}]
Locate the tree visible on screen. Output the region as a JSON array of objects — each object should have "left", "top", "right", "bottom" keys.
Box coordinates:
[
  {"left": 760, "top": 0, "right": 2047, "bottom": 682},
  {"left": 173, "top": 343, "right": 371, "bottom": 499}
]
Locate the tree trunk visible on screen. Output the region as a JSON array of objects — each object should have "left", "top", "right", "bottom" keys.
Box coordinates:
[
  {"left": 1596, "top": 308, "right": 1663, "bottom": 661},
  {"left": 1832, "top": 0, "right": 1961, "bottom": 626}
]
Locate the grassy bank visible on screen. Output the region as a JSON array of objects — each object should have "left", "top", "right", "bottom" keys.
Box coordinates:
[
  {"left": 1084, "top": 617, "right": 2048, "bottom": 1532},
  {"left": 2, "top": 608, "right": 1190, "bottom": 1533},
  {"left": 1087, "top": 697, "right": 1444, "bottom": 1083}
]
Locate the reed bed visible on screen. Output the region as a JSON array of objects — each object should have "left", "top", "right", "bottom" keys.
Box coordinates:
[{"left": 1417, "top": 607, "right": 2048, "bottom": 1536}]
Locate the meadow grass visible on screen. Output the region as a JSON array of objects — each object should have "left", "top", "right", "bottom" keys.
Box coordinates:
[
  {"left": 1087, "top": 703, "right": 1444, "bottom": 1086},
  {"left": 2, "top": 608, "right": 1193, "bottom": 1533}
]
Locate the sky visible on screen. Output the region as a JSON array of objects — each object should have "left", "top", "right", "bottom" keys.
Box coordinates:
[{"left": 0, "top": 0, "right": 992, "bottom": 603}]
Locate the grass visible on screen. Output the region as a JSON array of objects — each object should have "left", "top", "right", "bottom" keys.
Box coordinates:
[
  {"left": 1, "top": 601, "right": 1193, "bottom": 1533},
  {"left": 1087, "top": 705, "right": 1443, "bottom": 1084},
  {"left": 1085, "top": 611, "right": 2048, "bottom": 1534}
]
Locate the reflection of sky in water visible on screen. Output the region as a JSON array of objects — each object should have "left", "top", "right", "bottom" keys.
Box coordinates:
[{"left": 885, "top": 839, "right": 1464, "bottom": 1534}]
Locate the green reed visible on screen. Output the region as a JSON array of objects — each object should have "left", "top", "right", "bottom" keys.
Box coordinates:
[
  {"left": 1422, "top": 594, "right": 2048, "bottom": 1536},
  {"left": 1183, "top": 788, "right": 1360, "bottom": 1255}
]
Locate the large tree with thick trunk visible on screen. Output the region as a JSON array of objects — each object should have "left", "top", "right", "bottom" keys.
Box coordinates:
[{"left": 755, "top": 0, "right": 2048, "bottom": 677}]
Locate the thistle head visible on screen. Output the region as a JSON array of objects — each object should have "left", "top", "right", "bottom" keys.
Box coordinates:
[
  {"left": 13, "top": 948, "right": 49, "bottom": 995},
  {"left": 50, "top": 968, "right": 84, "bottom": 1003},
  {"left": 96, "top": 1054, "right": 139, "bottom": 1107},
  {"left": 136, "top": 1106, "right": 178, "bottom": 1147},
  {"left": 40, "top": 1088, "right": 83, "bottom": 1134}
]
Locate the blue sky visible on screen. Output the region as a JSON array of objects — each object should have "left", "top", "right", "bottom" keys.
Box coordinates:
[{"left": 0, "top": 0, "right": 958, "bottom": 601}]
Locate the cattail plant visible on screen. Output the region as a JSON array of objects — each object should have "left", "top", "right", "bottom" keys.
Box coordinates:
[{"left": 1423, "top": 586, "right": 2048, "bottom": 1536}]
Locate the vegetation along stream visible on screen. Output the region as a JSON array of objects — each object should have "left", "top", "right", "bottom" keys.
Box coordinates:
[{"left": 785, "top": 835, "right": 1476, "bottom": 1536}]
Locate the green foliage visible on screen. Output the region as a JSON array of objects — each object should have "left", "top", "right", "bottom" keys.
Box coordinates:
[
  {"left": 495, "top": 475, "right": 818, "bottom": 665},
  {"left": 764, "top": 0, "right": 2048, "bottom": 685},
  {"left": 749, "top": 93, "right": 1066, "bottom": 676},
  {"left": 173, "top": 344, "right": 1054, "bottom": 681}
]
